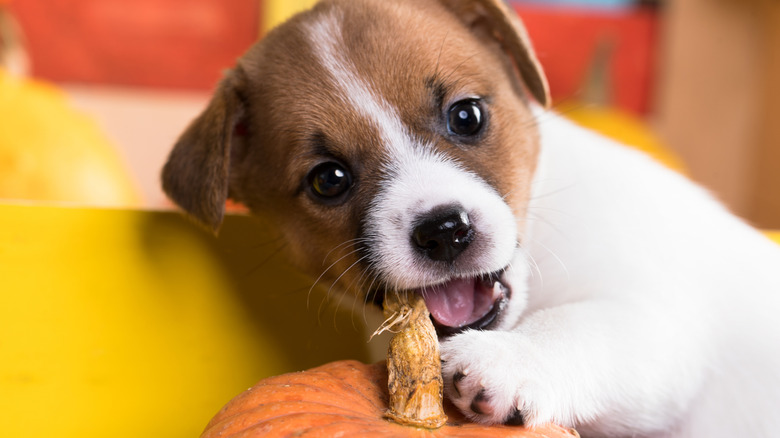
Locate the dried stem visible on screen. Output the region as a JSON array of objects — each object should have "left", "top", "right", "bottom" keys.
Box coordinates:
[{"left": 383, "top": 292, "right": 448, "bottom": 429}]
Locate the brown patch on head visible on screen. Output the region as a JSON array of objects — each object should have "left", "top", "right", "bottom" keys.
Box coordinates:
[
  {"left": 161, "top": 0, "right": 548, "bottom": 299},
  {"left": 219, "top": 3, "right": 393, "bottom": 284},
  {"left": 325, "top": 0, "right": 545, "bottom": 223}
]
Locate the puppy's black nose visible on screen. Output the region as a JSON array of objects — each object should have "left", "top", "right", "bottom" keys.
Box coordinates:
[{"left": 412, "top": 206, "right": 474, "bottom": 263}]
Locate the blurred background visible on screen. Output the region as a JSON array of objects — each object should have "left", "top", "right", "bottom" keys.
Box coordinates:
[
  {"left": 1, "top": 0, "right": 778, "bottom": 226},
  {"left": 1, "top": 0, "right": 779, "bottom": 437}
]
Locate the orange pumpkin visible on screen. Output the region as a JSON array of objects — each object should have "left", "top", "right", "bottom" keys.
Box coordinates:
[{"left": 201, "top": 360, "right": 579, "bottom": 438}]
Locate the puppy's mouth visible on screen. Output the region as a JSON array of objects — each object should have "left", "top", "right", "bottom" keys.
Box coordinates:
[{"left": 417, "top": 269, "right": 510, "bottom": 338}]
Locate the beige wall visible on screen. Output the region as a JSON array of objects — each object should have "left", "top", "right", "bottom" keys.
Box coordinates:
[
  {"left": 65, "top": 86, "right": 209, "bottom": 208},
  {"left": 655, "top": 0, "right": 780, "bottom": 228}
]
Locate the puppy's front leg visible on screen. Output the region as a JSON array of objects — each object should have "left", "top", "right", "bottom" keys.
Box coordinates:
[{"left": 441, "top": 299, "right": 708, "bottom": 435}]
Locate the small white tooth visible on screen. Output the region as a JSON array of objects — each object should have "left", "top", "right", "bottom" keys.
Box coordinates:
[{"left": 493, "top": 281, "right": 502, "bottom": 298}]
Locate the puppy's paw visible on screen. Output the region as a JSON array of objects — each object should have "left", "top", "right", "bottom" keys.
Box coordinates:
[{"left": 441, "top": 330, "right": 562, "bottom": 426}]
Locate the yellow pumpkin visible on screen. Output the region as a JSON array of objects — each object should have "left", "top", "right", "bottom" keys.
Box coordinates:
[{"left": 0, "top": 69, "right": 141, "bottom": 206}]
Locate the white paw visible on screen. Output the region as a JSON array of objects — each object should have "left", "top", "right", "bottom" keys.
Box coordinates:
[{"left": 440, "top": 329, "right": 562, "bottom": 426}]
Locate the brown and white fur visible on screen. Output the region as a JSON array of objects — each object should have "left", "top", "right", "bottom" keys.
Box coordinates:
[{"left": 161, "top": 0, "right": 780, "bottom": 436}]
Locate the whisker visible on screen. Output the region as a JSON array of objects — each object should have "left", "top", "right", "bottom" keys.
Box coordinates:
[
  {"left": 441, "top": 53, "right": 478, "bottom": 85},
  {"left": 322, "top": 237, "right": 370, "bottom": 266},
  {"left": 517, "top": 244, "right": 543, "bottom": 287},
  {"left": 244, "top": 243, "right": 288, "bottom": 277},
  {"left": 523, "top": 210, "right": 572, "bottom": 243},
  {"left": 529, "top": 184, "right": 577, "bottom": 203},
  {"left": 321, "top": 254, "right": 371, "bottom": 328},
  {"left": 523, "top": 233, "right": 570, "bottom": 282},
  {"left": 307, "top": 247, "right": 363, "bottom": 310},
  {"left": 356, "top": 261, "right": 383, "bottom": 300},
  {"left": 348, "top": 261, "right": 378, "bottom": 331},
  {"left": 361, "top": 265, "right": 385, "bottom": 327},
  {"left": 434, "top": 31, "right": 451, "bottom": 80}
]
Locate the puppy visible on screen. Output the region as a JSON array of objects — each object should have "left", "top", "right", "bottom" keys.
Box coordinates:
[{"left": 161, "top": 0, "right": 780, "bottom": 436}]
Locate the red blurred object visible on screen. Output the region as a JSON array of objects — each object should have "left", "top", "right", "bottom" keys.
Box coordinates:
[
  {"left": 8, "top": 0, "right": 260, "bottom": 90},
  {"left": 6, "top": 0, "right": 656, "bottom": 113},
  {"left": 516, "top": 5, "right": 659, "bottom": 115}
]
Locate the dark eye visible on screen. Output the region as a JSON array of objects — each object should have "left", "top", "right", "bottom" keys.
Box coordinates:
[
  {"left": 447, "top": 99, "right": 484, "bottom": 137},
  {"left": 308, "top": 162, "right": 352, "bottom": 199}
]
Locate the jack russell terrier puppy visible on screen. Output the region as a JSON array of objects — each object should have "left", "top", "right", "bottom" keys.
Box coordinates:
[{"left": 161, "top": 0, "right": 780, "bottom": 436}]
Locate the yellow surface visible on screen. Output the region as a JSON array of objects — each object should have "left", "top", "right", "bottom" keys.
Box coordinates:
[
  {"left": 0, "top": 202, "right": 370, "bottom": 437},
  {"left": 766, "top": 231, "right": 780, "bottom": 244},
  {"left": 262, "top": 0, "right": 317, "bottom": 34},
  {"left": 0, "top": 69, "right": 142, "bottom": 206}
]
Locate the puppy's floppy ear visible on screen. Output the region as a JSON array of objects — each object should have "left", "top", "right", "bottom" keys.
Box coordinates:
[
  {"left": 161, "top": 69, "right": 245, "bottom": 232},
  {"left": 440, "top": 0, "right": 550, "bottom": 107}
]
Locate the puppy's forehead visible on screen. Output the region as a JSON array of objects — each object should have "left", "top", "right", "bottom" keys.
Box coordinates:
[
  {"left": 304, "top": 8, "right": 413, "bottom": 159},
  {"left": 297, "top": 0, "right": 491, "bottom": 154}
]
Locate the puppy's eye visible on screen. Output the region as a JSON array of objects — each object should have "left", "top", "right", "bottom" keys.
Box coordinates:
[
  {"left": 447, "top": 99, "right": 484, "bottom": 137},
  {"left": 308, "top": 162, "right": 352, "bottom": 199}
]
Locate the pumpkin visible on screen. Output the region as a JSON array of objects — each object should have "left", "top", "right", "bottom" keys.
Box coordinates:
[
  {"left": 200, "top": 360, "right": 579, "bottom": 438},
  {"left": 202, "top": 292, "right": 578, "bottom": 438},
  {"left": 0, "top": 68, "right": 142, "bottom": 206}
]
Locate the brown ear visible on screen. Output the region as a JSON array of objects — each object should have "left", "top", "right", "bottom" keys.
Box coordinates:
[
  {"left": 440, "top": 0, "right": 550, "bottom": 107},
  {"left": 161, "top": 70, "right": 245, "bottom": 232}
]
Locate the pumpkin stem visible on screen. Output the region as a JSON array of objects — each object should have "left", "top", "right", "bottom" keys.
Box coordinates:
[{"left": 383, "top": 291, "right": 448, "bottom": 429}]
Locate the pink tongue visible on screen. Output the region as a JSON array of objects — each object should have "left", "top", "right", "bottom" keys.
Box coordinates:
[{"left": 423, "top": 278, "right": 479, "bottom": 328}]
